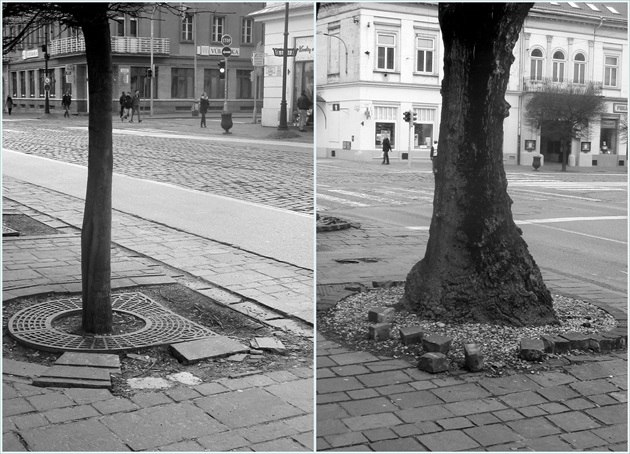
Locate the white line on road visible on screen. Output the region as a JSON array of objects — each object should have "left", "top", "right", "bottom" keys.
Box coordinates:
[
  {"left": 521, "top": 223, "right": 627, "bottom": 245},
  {"left": 328, "top": 189, "right": 408, "bottom": 205},
  {"left": 508, "top": 188, "right": 602, "bottom": 202},
  {"left": 317, "top": 193, "right": 369, "bottom": 207}
]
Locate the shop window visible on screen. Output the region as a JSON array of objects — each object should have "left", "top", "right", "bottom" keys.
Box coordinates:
[
  {"left": 604, "top": 55, "right": 618, "bottom": 88},
  {"left": 171, "top": 68, "right": 194, "bottom": 99},
  {"left": 573, "top": 52, "right": 586, "bottom": 84},
  {"left": 375, "top": 123, "right": 395, "bottom": 149},
  {"left": 530, "top": 48, "right": 543, "bottom": 80},
  {"left": 241, "top": 18, "right": 253, "bottom": 44},
  {"left": 130, "top": 66, "right": 151, "bottom": 98},
  {"left": 11, "top": 72, "right": 18, "bottom": 97},
  {"left": 204, "top": 68, "right": 225, "bottom": 99},
  {"left": 600, "top": 119, "right": 618, "bottom": 155},
  {"left": 376, "top": 32, "right": 396, "bottom": 71},
  {"left": 236, "top": 70, "right": 252, "bottom": 99},
  {"left": 413, "top": 108, "right": 436, "bottom": 148},
  {"left": 416, "top": 36, "right": 434, "bottom": 73},
  {"left": 182, "top": 14, "right": 193, "bottom": 41},
  {"left": 552, "top": 50, "right": 565, "bottom": 82},
  {"left": 212, "top": 16, "right": 226, "bottom": 43},
  {"left": 20, "top": 71, "right": 26, "bottom": 97}
]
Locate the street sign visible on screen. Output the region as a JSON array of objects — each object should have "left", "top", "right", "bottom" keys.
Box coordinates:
[
  {"left": 221, "top": 47, "right": 232, "bottom": 58},
  {"left": 44, "top": 77, "right": 50, "bottom": 84},
  {"left": 252, "top": 52, "right": 264, "bottom": 67},
  {"left": 221, "top": 34, "right": 232, "bottom": 46}
]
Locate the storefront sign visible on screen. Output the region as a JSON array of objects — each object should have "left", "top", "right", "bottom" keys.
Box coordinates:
[
  {"left": 613, "top": 103, "right": 627, "bottom": 113},
  {"left": 22, "top": 49, "right": 39, "bottom": 60},
  {"left": 295, "top": 36, "right": 313, "bottom": 62},
  {"left": 601, "top": 119, "right": 617, "bottom": 128},
  {"left": 580, "top": 142, "right": 591, "bottom": 152},
  {"left": 198, "top": 46, "right": 240, "bottom": 57},
  {"left": 264, "top": 65, "right": 283, "bottom": 77}
]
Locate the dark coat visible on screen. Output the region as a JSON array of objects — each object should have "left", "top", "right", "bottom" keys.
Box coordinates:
[
  {"left": 382, "top": 137, "right": 392, "bottom": 153},
  {"left": 297, "top": 94, "right": 311, "bottom": 110},
  {"left": 199, "top": 97, "right": 209, "bottom": 114}
]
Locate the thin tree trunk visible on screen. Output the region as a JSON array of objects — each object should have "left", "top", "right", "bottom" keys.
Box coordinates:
[
  {"left": 403, "top": 4, "right": 558, "bottom": 327},
  {"left": 80, "top": 6, "right": 113, "bottom": 334}
]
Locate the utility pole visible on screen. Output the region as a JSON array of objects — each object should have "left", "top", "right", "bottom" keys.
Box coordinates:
[{"left": 277, "top": 3, "right": 290, "bottom": 130}]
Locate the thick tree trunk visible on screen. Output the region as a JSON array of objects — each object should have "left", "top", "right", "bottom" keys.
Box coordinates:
[
  {"left": 80, "top": 6, "right": 113, "bottom": 334},
  {"left": 403, "top": 4, "right": 558, "bottom": 327}
]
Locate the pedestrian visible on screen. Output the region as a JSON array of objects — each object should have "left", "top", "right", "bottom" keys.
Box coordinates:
[
  {"left": 62, "top": 91, "right": 72, "bottom": 118},
  {"left": 130, "top": 90, "right": 141, "bottom": 122},
  {"left": 123, "top": 92, "right": 133, "bottom": 121},
  {"left": 5, "top": 95, "right": 14, "bottom": 115},
  {"left": 119, "top": 91, "right": 126, "bottom": 120},
  {"left": 296, "top": 91, "right": 312, "bottom": 132},
  {"left": 199, "top": 92, "right": 209, "bottom": 128},
  {"left": 382, "top": 136, "right": 391, "bottom": 165},
  {"left": 430, "top": 140, "right": 438, "bottom": 174}
]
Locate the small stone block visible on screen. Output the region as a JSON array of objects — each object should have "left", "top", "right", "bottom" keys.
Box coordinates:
[
  {"left": 55, "top": 352, "right": 120, "bottom": 369},
  {"left": 464, "top": 343, "right": 484, "bottom": 372},
  {"left": 588, "top": 334, "right": 614, "bottom": 352},
  {"left": 170, "top": 336, "right": 249, "bottom": 364},
  {"left": 601, "top": 332, "right": 626, "bottom": 350},
  {"left": 227, "top": 353, "right": 248, "bottom": 362},
  {"left": 422, "top": 334, "right": 453, "bottom": 354},
  {"left": 369, "top": 323, "right": 390, "bottom": 341},
  {"left": 417, "top": 353, "right": 449, "bottom": 374},
  {"left": 252, "top": 337, "right": 287, "bottom": 354},
  {"left": 559, "top": 331, "right": 591, "bottom": 351},
  {"left": 519, "top": 338, "right": 544, "bottom": 361},
  {"left": 368, "top": 307, "right": 395, "bottom": 323},
  {"left": 32, "top": 377, "right": 111, "bottom": 389},
  {"left": 40, "top": 365, "right": 112, "bottom": 381},
  {"left": 399, "top": 327, "right": 424, "bottom": 345},
  {"left": 541, "top": 335, "right": 571, "bottom": 354}
]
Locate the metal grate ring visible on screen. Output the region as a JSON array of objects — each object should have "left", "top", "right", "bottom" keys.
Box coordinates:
[{"left": 8, "top": 292, "right": 217, "bottom": 352}]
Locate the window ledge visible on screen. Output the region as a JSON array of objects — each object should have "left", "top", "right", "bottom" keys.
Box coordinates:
[{"left": 374, "top": 70, "right": 399, "bottom": 75}]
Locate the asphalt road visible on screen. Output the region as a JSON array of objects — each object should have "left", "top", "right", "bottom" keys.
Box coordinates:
[{"left": 317, "top": 159, "right": 628, "bottom": 295}]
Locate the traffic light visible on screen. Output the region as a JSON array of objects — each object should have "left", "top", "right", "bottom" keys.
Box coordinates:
[
  {"left": 218, "top": 60, "right": 226, "bottom": 79},
  {"left": 146, "top": 68, "right": 153, "bottom": 78},
  {"left": 403, "top": 111, "right": 410, "bottom": 122},
  {"left": 412, "top": 111, "right": 417, "bottom": 123}
]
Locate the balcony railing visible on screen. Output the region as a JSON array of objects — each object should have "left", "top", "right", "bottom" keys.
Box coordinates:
[
  {"left": 523, "top": 77, "right": 602, "bottom": 92},
  {"left": 49, "top": 35, "right": 170, "bottom": 56}
]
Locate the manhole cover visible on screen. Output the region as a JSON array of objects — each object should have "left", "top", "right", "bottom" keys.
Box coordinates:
[{"left": 8, "top": 292, "right": 217, "bottom": 352}]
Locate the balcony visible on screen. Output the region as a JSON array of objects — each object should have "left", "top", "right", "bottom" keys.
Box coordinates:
[
  {"left": 523, "top": 77, "right": 602, "bottom": 92},
  {"left": 49, "top": 35, "right": 170, "bottom": 56}
]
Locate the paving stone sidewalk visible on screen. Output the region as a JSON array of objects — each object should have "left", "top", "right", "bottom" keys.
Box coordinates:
[
  {"left": 3, "top": 357, "right": 313, "bottom": 452},
  {"left": 316, "top": 218, "right": 627, "bottom": 452},
  {"left": 3, "top": 177, "right": 312, "bottom": 326}
]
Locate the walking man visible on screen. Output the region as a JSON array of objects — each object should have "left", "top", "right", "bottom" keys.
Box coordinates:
[
  {"left": 430, "top": 140, "right": 438, "bottom": 174},
  {"left": 62, "top": 91, "right": 72, "bottom": 118},
  {"left": 130, "top": 90, "right": 141, "bottom": 122},
  {"left": 5, "top": 95, "right": 14, "bottom": 115},
  {"left": 119, "top": 91, "right": 126, "bottom": 120}
]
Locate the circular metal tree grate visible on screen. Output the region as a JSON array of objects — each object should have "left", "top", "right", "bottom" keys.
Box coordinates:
[{"left": 8, "top": 292, "right": 217, "bottom": 352}]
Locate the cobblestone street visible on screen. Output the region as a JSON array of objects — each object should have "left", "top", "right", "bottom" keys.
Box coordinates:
[{"left": 3, "top": 115, "right": 313, "bottom": 214}]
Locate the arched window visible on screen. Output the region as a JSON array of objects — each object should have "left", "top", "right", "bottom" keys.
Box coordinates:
[
  {"left": 530, "top": 48, "right": 543, "bottom": 80},
  {"left": 573, "top": 52, "right": 586, "bottom": 84},
  {"left": 552, "top": 50, "right": 565, "bottom": 82}
]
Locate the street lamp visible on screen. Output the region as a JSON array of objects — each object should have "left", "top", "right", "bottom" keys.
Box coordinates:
[
  {"left": 150, "top": 5, "right": 157, "bottom": 117},
  {"left": 318, "top": 32, "right": 348, "bottom": 74},
  {"left": 43, "top": 44, "right": 50, "bottom": 114},
  {"left": 277, "top": 3, "right": 290, "bottom": 131}
]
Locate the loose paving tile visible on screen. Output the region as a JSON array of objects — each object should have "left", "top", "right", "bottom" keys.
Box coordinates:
[
  {"left": 170, "top": 336, "right": 249, "bottom": 364},
  {"left": 54, "top": 352, "right": 121, "bottom": 369}
]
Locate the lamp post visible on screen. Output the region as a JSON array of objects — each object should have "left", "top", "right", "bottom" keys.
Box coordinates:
[
  {"left": 277, "top": 3, "right": 290, "bottom": 130},
  {"left": 150, "top": 5, "right": 157, "bottom": 117},
  {"left": 319, "top": 32, "right": 348, "bottom": 74},
  {"left": 43, "top": 25, "right": 50, "bottom": 114}
]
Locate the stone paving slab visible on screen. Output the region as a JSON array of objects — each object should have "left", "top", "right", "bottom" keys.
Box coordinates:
[
  {"left": 2, "top": 358, "right": 49, "bottom": 379},
  {"left": 169, "top": 336, "right": 249, "bottom": 364}
]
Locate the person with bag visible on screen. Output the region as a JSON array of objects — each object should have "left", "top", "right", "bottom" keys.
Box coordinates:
[
  {"left": 296, "top": 91, "right": 312, "bottom": 132},
  {"left": 122, "top": 92, "right": 133, "bottom": 121},
  {"left": 199, "top": 93, "right": 209, "bottom": 128},
  {"left": 62, "top": 91, "right": 72, "bottom": 118},
  {"left": 130, "top": 90, "right": 142, "bottom": 122},
  {"left": 382, "top": 136, "right": 392, "bottom": 165}
]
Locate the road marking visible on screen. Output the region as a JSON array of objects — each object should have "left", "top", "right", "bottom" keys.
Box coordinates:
[
  {"left": 327, "top": 189, "right": 408, "bottom": 206},
  {"left": 521, "top": 223, "right": 627, "bottom": 245},
  {"left": 516, "top": 216, "right": 627, "bottom": 225},
  {"left": 317, "top": 193, "right": 369, "bottom": 207},
  {"left": 508, "top": 188, "right": 601, "bottom": 202}
]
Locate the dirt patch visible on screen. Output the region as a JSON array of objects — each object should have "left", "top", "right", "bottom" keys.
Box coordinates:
[
  {"left": 2, "top": 213, "right": 59, "bottom": 236},
  {"left": 3, "top": 284, "right": 313, "bottom": 397}
]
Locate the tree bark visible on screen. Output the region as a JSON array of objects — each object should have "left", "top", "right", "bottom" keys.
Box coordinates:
[
  {"left": 80, "top": 6, "right": 113, "bottom": 334},
  {"left": 403, "top": 4, "right": 558, "bottom": 327}
]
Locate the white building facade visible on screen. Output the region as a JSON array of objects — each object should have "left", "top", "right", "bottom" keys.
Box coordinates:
[
  {"left": 316, "top": 2, "right": 628, "bottom": 168},
  {"left": 250, "top": 2, "right": 314, "bottom": 127}
]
